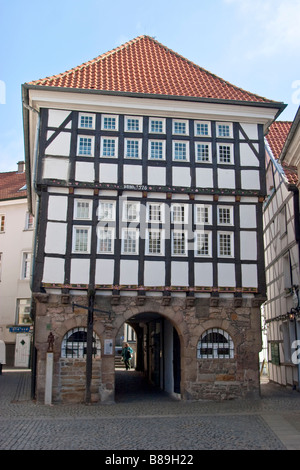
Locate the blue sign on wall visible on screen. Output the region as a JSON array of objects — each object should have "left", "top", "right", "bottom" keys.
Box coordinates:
[{"left": 9, "top": 327, "right": 31, "bottom": 333}]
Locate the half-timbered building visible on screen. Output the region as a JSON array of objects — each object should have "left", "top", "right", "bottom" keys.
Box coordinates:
[{"left": 22, "top": 36, "right": 286, "bottom": 403}]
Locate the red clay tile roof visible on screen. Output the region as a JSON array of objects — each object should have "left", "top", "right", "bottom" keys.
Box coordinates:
[
  {"left": 0, "top": 171, "right": 27, "bottom": 201},
  {"left": 28, "top": 35, "right": 277, "bottom": 104},
  {"left": 265, "top": 121, "right": 298, "bottom": 185}
]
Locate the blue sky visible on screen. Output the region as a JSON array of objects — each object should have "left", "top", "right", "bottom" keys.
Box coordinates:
[{"left": 0, "top": 0, "right": 300, "bottom": 172}]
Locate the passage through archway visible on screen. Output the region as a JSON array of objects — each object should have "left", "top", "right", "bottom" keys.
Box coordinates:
[{"left": 114, "top": 312, "right": 181, "bottom": 402}]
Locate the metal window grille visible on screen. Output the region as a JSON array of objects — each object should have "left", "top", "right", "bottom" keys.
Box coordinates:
[
  {"left": 197, "top": 328, "right": 234, "bottom": 359},
  {"left": 61, "top": 327, "right": 101, "bottom": 358}
]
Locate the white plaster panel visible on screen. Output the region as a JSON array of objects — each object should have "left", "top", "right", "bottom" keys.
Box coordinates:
[
  {"left": 43, "top": 158, "right": 69, "bottom": 180},
  {"left": 99, "top": 163, "right": 118, "bottom": 183},
  {"left": 240, "top": 231, "right": 257, "bottom": 260},
  {"left": 144, "top": 261, "right": 165, "bottom": 286},
  {"left": 217, "top": 169, "right": 235, "bottom": 189},
  {"left": 48, "top": 109, "right": 72, "bottom": 128},
  {"left": 147, "top": 167, "right": 166, "bottom": 186},
  {"left": 171, "top": 262, "right": 189, "bottom": 286},
  {"left": 43, "top": 257, "right": 65, "bottom": 284},
  {"left": 194, "top": 263, "right": 213, "bottom": 287},
  {"left": 46, "top": 131, "right": 71, "bottom": 156},
  {"left": 70, "top": 259, "right": 90, "bottom": 284},
  {"left": 95, "top": 259, "right": 114, "bottom": 285},
  {"left": 196, "top": 168, "right": 213, "bottom": 188},
  {"left": 218, "top": 263, "right": 236, "bottom": 287},
  {"left": 172, "top": 167, "right": 191, "bottom": 187},
  {"left": 241, "top": 264, "right": 258, "bottom": 288},
  {"left": 239, "top": 123, "right": 258, "bottom": 140},
  {"left": 47, "top": 195, "right": 68, "bottom": 221},
  {"left": 123, "top": 165, "right": 142, "bottom": 185},
  {"left": 120, "top": 260, "right": 138, "bottom": 285},
  {"left": 75, "top": 162, "right": 95, "bottom": 182},
  {"left": 241, "top": 170, "right": 260, "bottom": 189},
  {"left": 240, "top": 143, "right": 259, "bottom": 167},
  {"left": 45, "top": 222, "right": 67, "bottom": 254},
  {"left": 240, "top": 205, "right": 257, "bottom": 228}
]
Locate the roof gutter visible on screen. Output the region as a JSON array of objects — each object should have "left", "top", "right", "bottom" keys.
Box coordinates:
[{"left": 280, "top": 105, "right": 300, "bottom": 163}]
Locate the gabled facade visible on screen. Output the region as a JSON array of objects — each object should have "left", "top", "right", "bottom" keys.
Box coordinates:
[
  {"left": 22, "top": 36, "right": 286, "bottom": 403},
  {"left": 0, "top": 162, "right": 34, "bottom": 367},
  {"left": 263, "top": 109, "right": 300, "bottom": 389}
]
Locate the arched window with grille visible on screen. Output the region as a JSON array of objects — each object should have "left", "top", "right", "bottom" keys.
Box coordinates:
[
  {"left": 61, "top": 327, "right": 101, "bottom": 358},
  {"left": 197, "top": 328, "right": 234, "bottom": 359}
]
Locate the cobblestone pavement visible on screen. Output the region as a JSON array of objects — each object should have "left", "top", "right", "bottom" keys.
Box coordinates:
[{"left": 1, "top": 368, "right": 300, "bottom": 451}]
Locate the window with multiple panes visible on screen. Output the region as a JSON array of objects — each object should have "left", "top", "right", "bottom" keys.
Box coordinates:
[
  {"left": 61, "top": 327, "right": 101, "bottom": 358},
  {"left": 97, "top": 228, "right": 114, "bottom": 253},
  {"left": 79, "top": 113, "right": 95, "bottom": 129},
  {"left": 173, "top": 120, "right": 188, "bottom": 135},
  {"left": 195, "top": 231, "right": 211, "bottom": 257},
  {"left": 171, "top": 204, "right": 187, "bottom": 224},
  {"left": 25, "top": 212, "right": 34, "bottom": 230},
  {"left": 173, "top": 141, "right": 189, "bottom": 161},
  {"left": 218, "top": 232, "right": 233, "bottom": 257},
  {"left": 74, "top": 200, "right": 92, "bottom": 220},
  {"left": 21, "top": 252, "right": 31, "bottom": 279},
  {"left": 195, "top": 143, "right": 211, "bottom": 162},
  {"left": 77, "top": 136, "right": 94, "bottom": 156},
  {"left": 123, "top": 202, "right": 140, "bottom": 222},
  {"left": 146, "top": 229, "right": 163, "bottom": 255},
  {"left": 195, "top": 121, "right": 211, "bottom": 137},
  {"left": 148, "top": 140, "right": 165, "bottom": 160},
  {"left": 125, "top": 139, "right": 142, "bottom": 159},
  {"left": 218, "top": 144, "right": 233, "bottom": 164},
  {"left": 217, "top": 122, "right": 232, "bottom": 138},
  {"left": 122, "top": 229, "right": 139, "bottom": 254},
  {"left": 195, "top": 205, "right": 211, "bottom": 225},
  {"left": 98, "top": 201, "right": 115, "bottom": 221},
  {"left": 147, "top": 203, "right": 164, "bottom": 223},
  {"left": 100, "top": 137, "right": 118, "bottom": 158},
  {"left": 218, "top": 206, "right": 233, "bottom": 225},
  {"left": 197, "top": 328, "right": 234, "bottom": 359},
  {"left": 0, "top": 214, "right": 5, "bottom": 233},
  {"left": 125, "top": 116, "right": 142, "bottom": 132},
  {"left": 73, "top": 227, "right": 91, "bottom": 253},
  {"left": 149, "top": 118, "right": 165, "bottom": 134},
  {"left": 17, "top": 298, "right": 32, "bottom": 325},
  {"left": 172, "top": 230, "right": 187, "bottom": 255},
  {"left": 101, "top": 114, "right": 118, "bottom": 130}
]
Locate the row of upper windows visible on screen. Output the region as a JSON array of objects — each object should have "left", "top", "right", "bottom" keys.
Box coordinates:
[
  {"left": 71, "top": 225, "right": 234, "bottom": 258},
  {"left": 72, "top": 200, "right": 234, "bottom": 226},
  {"left": 76, "top": 113, "right": 233, "bottom": 138},
  {"left": 77, "top": 137, "right": 234, "bottom": 163}
]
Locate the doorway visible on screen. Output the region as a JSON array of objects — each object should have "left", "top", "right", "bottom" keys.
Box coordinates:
[{"left": 14, "top": 333, "right": 31, "bottom": 368}]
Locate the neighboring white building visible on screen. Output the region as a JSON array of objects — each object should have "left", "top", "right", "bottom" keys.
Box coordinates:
[
  {"left": 0, "top": 162, "right": 33, "bottom": 367},
  {"left": 264, "top": 118, "right": 300, "bottom": 388}
]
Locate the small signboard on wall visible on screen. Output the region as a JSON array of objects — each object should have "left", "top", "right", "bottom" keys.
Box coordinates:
[{"left": 104, "top": 339, "right": 113, "bottom": 355}]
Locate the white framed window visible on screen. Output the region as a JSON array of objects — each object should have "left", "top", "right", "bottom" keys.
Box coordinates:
[
  {"left": 195, "top": 142, "right": 212, "bottom": 163},
  {"left": 97, "top": 228, "right": 114, "bottom": 254},
  {"left": 195, "top": 205, "right": 212, "bottom": 225},
  {"left": 72, "top": 226, "right": 91, "bottom": 253},
  {"left": 122, "top": 228, "right": 139, "bottom": 254},
  {"left": 61, "top": 327, "right": 101, "bottom": 358},
  {"left": 172, "top": 230, "right": 187, "bottom": 256},
  {"left": 195, "top": 231, "right": 212, "bottom": 257},
  {"left": 218, "top": 232, "right": 234, "bottom": 257},
  {"left": 0, "top": 214, "right": 5, "bottom": 233},
  {"left": 197, "top": 328, "right": 234, "bottom": 359},
  {"left": 146, "top": 229, "right": 164, "bottom": 255},
  {"left": 101, "top": 114, "right": 118, "bottom": 131},
  {"left": 17, "top": 298, "right": 32, "bottom": 325},
  {"left": 100, "top": 137, "right": 118, "bottom": 158},
  {"left": 123, "top": 201, "right": 140, "bottom": 222},
  {"left": 195, "top": 121, "right": 211, "bottom": 137},
  {"left": 218, "top": 206, "right": 233, "bottom": 225},
  {"left": 171, "top": 204, "right": 188, "bottom": 224},
  {"left": 77, "top": 136, "right": 94, "bottom": 156},
  {"left": 21, "top": 252, "right": 31, "bottom": 279},
  {"left": 78, "top": 113, "right": 95, "bottom": 129},
  {"left": 149, "top": 118, "right": 166, "bottom": 134},
  {"left": 25, "top": 212, "right": 34, "bottom": 230},
  {"left": 124, "top": 138, "right": 142, "bottom": 159},
  {"left": 125, "top": 116, "right": 143, "bottom": 132},
  {"left": 173, "top": 141, "right": 189, "bottom": 161},
  {"left": 98, "top": 201, "right": 116, "bottom": 221},
  {"left": 217, "top": 122, "right": 233, "bottom": 138},
  {"left": 74, "top": 200, "right": 92, "bottom": 220},
  {"left": 147, "top": 202, "right": 165, "bottom": 223},
  {"left": 148, "top": 140, "right": 166, "bottom": 160},
  {"left": 217, "top": 143, "right": 233, "bottom": 164},
  {"left": 173, "top": 119, "right": 189, "bottom": 135}
]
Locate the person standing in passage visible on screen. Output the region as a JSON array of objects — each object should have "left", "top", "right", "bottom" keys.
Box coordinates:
[{"left": 122, "top": 342, "right": 133, "bottom": 370}]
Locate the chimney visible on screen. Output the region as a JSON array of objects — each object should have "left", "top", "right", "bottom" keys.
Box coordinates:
[{"left": 17, "top": 161, "right": 25, "bottom": 173}]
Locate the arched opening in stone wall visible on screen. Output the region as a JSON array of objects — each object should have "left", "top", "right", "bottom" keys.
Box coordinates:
[{"left": 114, "top": 312, "right": 181, "bottom": 402}]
